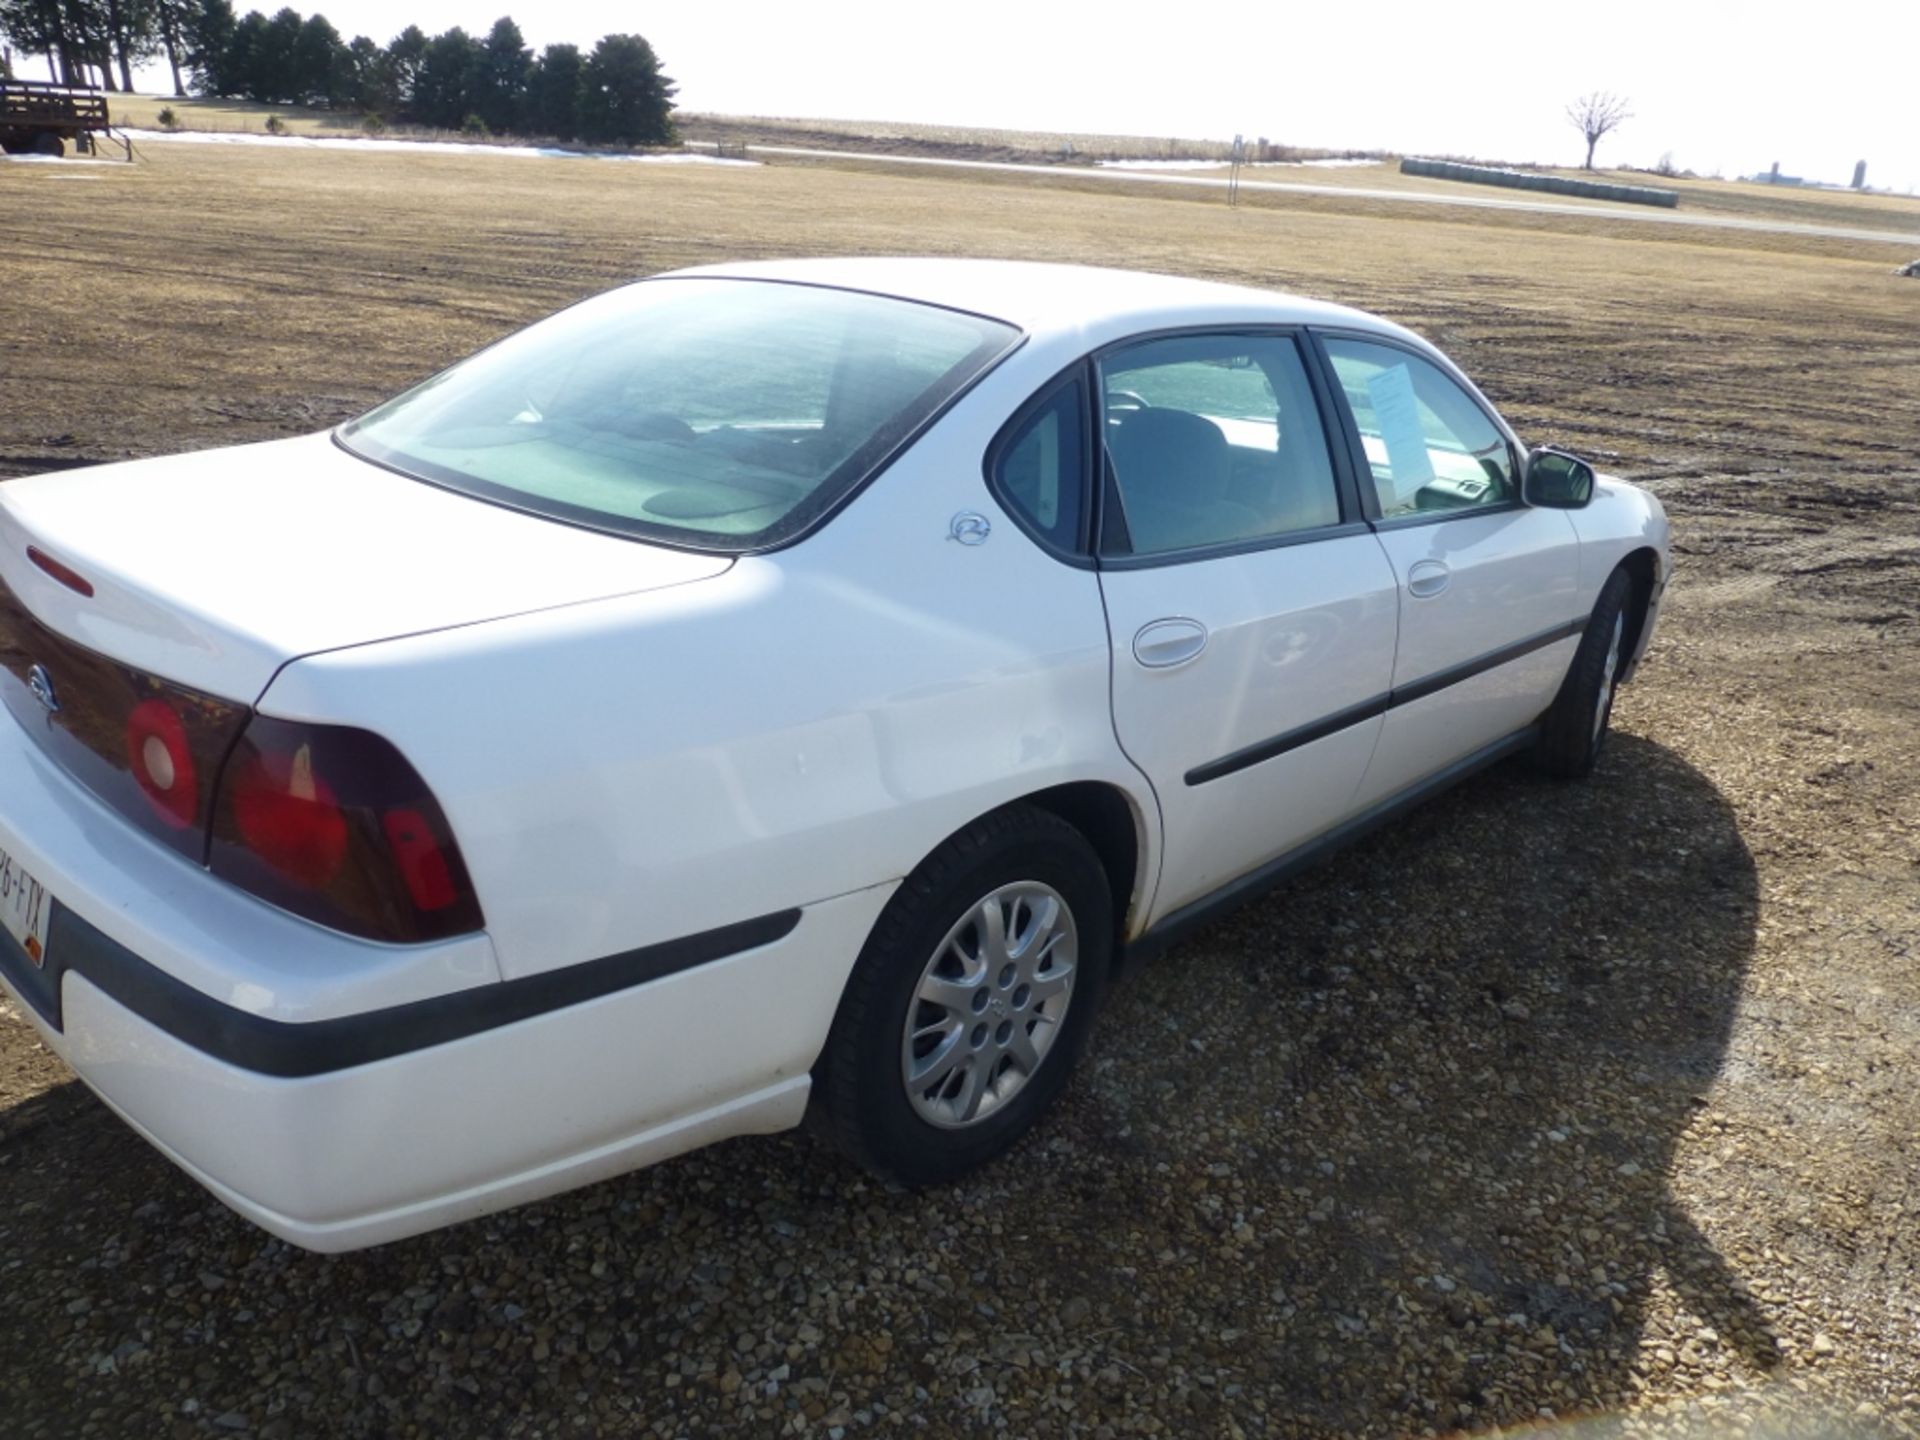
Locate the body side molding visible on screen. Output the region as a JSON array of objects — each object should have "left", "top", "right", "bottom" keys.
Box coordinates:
[
  {"left": 1, "top": 906, "right": 801, "bottom": 1078},
  {"left": 1184, "top": 616, "right": 1585, "bottom": 786}
]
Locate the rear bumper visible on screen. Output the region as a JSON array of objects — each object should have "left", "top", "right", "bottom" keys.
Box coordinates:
[{"left": 0, "top": 716, "right": 892, "bottom": 1252}]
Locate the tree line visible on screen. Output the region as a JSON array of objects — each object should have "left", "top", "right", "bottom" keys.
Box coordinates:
[{"left": 0, "top": 1, "right": 676, "bottom": 145}]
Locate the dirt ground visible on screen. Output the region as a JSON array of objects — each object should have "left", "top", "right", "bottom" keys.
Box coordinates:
[{"left": 1, "top": 140, "right": 1917, "bottom": 1439}]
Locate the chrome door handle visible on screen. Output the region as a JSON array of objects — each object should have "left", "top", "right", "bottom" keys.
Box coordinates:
[
  {"left": 1133, "top": 617, "right": 1208, "bottom": 669},
  {"left": 1407, "top": 559, "right": 1451, "bottom": 598}
]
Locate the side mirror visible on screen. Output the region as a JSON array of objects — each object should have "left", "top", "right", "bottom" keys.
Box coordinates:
[{"left": 1524, "top": 447, "right": 1596, "bottom": 508}]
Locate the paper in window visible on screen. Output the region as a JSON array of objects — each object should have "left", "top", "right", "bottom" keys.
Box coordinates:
[{"left": 1365, "top": 363, "right": 1435, "bottom": 509}]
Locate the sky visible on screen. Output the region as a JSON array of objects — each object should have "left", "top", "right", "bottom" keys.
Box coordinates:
[{"left": 128, "top": 0, "right": 1920, "bottom": 192}]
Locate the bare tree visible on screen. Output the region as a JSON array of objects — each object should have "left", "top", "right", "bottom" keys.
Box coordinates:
[{"left": 1567, "top": 91, "right": 1632, "bottom": 170}]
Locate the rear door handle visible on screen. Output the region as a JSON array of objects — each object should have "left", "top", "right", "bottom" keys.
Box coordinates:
[
  {"left": 1406, "top": 559, "right": 1451, "bottom": 598},
  {"left": 1133, "top": 617, "right": 1208, "bottom": 669}
]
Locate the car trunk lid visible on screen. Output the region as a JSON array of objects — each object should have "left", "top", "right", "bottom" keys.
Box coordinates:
[{"left": 0, "top": 432, "right": 732, "bottom": 703}]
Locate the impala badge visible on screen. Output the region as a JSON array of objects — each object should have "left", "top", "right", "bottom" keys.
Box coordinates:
[
  {"left": 948, "top": 511, "right": 991, "bottom": 546},
  {"left": 26, "top": 664, "right": 58, "bottom": 714}
]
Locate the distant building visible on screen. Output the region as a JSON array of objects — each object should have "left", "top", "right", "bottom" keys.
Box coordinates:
[{"left": 1742, "top": 159, "right": 1879, "bottom": 192}]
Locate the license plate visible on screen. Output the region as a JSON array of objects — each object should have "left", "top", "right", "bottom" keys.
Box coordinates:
[{"left": 0, "top": 843, "right": 51, "bottom": 969}]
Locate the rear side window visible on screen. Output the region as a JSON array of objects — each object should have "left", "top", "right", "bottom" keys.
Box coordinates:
[
  {"left": 341, "top": 279, "right": 1020, "bottom": 551},
  {"left": 1098, "top": 333, "right": 1342, "bottom": 556},
  {"left": 992, "top": 375, "right": 1087, "bottom": 553}
]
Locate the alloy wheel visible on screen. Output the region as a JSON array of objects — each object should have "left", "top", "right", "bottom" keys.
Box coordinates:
[
  {"left": 901, "top": 881, "right": 1078, "bottom": 1129},
  {"left": 1593, "top": 612, "right": 1625, "bottom": 745}
]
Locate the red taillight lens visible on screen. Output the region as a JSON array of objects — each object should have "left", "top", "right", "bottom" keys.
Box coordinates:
[
  {"left": 382, "top": 808, "right": 459, "bottom": 911},
  {"left": 231, "top": 744, "right": 350, "bottom": 887},
  {"left": 125, "top": 698, "right": 200, "bottom": 830},
  {"left": 0, "top": 576, "right": 249, "bottom": 864},
  {"left": 209, "top": 716, "right": 483, "bottom": 943}
]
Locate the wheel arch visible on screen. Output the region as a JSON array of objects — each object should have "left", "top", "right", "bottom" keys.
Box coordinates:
[
  {"left": 1616, "top": 546, "right": 1661, "bottom": 683},
  {"left": 880, "top": 780, "right": 1156, "bottom": 982},
  {"left": 1020, "top": 780, "right": 1151, "bottom": 960}
]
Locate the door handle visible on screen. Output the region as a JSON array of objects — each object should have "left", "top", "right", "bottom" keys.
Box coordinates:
[
  {"left": 1406, "top": 559, "right": 1451, "bottom": 598},
  {"left": 1133, "top": 617, "right": 1208, "bottom": 669}
]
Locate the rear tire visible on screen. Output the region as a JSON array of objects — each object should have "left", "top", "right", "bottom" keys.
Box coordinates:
[
  {"left": 1536, "top": 566, "right": 1635, "bottom": 780},
  {"left": 810, "top": 804, "right": 1112, "bottom": 1186},
  {"left": 32, "top": 132, "right": 66, "bottom": 158}
]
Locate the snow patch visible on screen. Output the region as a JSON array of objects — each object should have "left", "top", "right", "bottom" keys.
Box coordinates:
[{"left": 0, "top": 152, "right": 124, "bottom": 167}]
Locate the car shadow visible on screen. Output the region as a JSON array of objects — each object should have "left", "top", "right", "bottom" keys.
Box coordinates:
[
  {"left": 1044, "top": 729, "right": 1771, "bottom": 1427},
  {"left": 0, "top": 733, "right": 1769, "bottom": 1434}
]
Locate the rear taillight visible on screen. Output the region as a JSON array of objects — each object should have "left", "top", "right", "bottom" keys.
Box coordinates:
[
  {"left": 126, "top": 698, "right": 199, "bottom": 830},
  {"left": 230, "top": 744, "right": 349, "bottom": 887},
  {"left": 209, "top": 716, "right": 483, "bottom": 943},
  {"left": 0, "top": 579, "right": 248, "bottom": 862},
  {"left": 0, "top": 577, "right": 480, "bottom": 944},
  {"left": 382, "top": 808, "right": 459, "bottom": 912}
]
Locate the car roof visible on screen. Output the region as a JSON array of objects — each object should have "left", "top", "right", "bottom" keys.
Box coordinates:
[{"left": 657, "top": 257, "right": 1407, "bottom": 346}]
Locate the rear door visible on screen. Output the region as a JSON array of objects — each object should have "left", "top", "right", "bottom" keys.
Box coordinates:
[
  {"left": 1312, "top": 332, "right": 1582, "bottom": 809},
  {"left": 1087, "top": 332, "right": 1401, "bottom": 923}
]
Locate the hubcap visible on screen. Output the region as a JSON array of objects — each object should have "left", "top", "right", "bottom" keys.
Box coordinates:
[
  {"left": 1593, "top": 612, "right": 1625, "bottom": 745},
  {"left": 902, "top": 881, "right": 1078, "bottom": 1129}
]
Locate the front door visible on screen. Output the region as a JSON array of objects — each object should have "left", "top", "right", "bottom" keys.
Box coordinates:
[{"left": 1314, "top": 334, "right": 1583, "bottom": 809}]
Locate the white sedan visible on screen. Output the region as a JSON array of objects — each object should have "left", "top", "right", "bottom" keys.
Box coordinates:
[{"left": 0, "top": 260, "right": 1668, "bottom": 1251}]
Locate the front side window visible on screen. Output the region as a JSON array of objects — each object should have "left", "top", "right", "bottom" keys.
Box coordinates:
[
  {"left": 341, "top": 279, "right": 1019, "bottom": 550},
  {"left": 1321, "top": 336, "right": 1516, "bottom": 519},
  {"left": 1097, "top": 333, "right": 1342, "bottom": 557}
]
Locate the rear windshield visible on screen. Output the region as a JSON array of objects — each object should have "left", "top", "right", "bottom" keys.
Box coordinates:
[{"left": 339, "top": 278, "right": 1020, "bottom": 551}]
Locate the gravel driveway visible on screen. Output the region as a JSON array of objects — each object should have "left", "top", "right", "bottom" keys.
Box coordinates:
[{"left": 3, "top": 669, "right": 1913, "bottom": 1438}]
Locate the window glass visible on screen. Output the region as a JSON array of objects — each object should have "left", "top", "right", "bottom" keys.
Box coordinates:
[
  {"left": 341, "top": 279, "right": 1019, "bottom": 550},
  {"left": 1321, "top": 337, "right": 1516, "bottom": 518},
  {"left": 1098, "top": 334, "right": 1341, "bottom": 556},
  {"left": 995, "top": 377, "right": 1086, "bottom": 551}
]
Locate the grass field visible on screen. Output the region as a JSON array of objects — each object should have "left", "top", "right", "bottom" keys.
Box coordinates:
[
  {"left": 2, "top": 139, "right": 1919, "bottom": 1437},
  {"left": 102, "top": 92, "right": 1354, "bottom": 160},
  {"left": 107, "top": 90, "right": 368, "bottom": 136},
  {"left": 98, "top": 94, "right": 1920, "bottom": 236}
]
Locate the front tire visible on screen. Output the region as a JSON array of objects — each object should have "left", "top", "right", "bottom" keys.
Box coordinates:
[
  {"left": 811, "top": 804, "right": 1113, "bottom": 1186},
  {"left": 1536, "top": 566, "right": 1635, "bottom": 779}
]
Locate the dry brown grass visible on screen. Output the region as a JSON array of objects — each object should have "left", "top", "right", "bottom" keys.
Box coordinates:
[
  {"left": 108, "top": 90, "right": 365, "bottom": 135},
  {"left": 678, "top": 110, "right": 1266, "bottom": 161},
  {"left": 1, "top": 138, "right": 1910, "bottom": 469},
  {"left": 99, "top": 97, "right": 1920, "bottom": 237}
]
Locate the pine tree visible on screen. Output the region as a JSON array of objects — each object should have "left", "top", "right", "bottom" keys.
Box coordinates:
[
  {"left": 186, "top": 0, "right": 235, "bottom": 93},
  {"left": 473, "top": 15, "right": 527, "bottom": 133},
  {"left": 411, "top": 25, "right": 476, "bottom": 129},
  {"left": 525, "top": 41, "right": 579, "bottom": 138},
  {"left": 381, "top": 22, "right": 425, "bottom": 114},
  {"left": 292, "top": 9, "right": 340, "bottom": 103},
  {"left": 577, "top": 32, "right": 674, "bottom": 146},
  {"left": 250, "top": 6, "right": 303, "bottom": 102}
]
